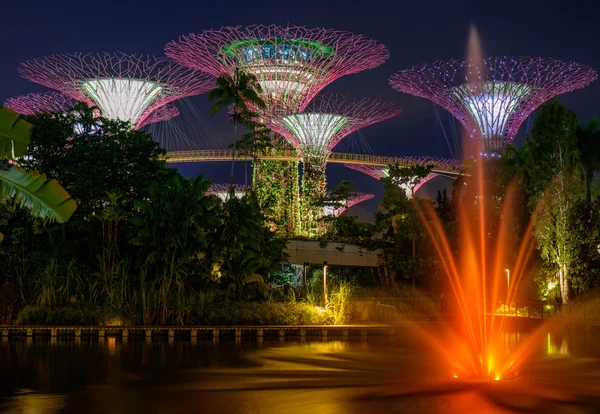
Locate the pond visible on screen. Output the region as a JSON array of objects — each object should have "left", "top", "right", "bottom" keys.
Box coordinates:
[{"left": 1, "top": 324, "right": 599, "bottom": 413}]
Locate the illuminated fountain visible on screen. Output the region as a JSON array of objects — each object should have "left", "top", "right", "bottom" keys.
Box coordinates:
[{"left": 187, "top": 29, "right": 600, "bottom": 413}]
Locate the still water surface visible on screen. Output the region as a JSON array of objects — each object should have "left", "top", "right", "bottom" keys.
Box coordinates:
[{"left": 1, "top": 326, "right": 599, "bottom": 413}]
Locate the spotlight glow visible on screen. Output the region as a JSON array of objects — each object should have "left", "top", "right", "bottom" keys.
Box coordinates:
[
  {"left": 82, "top": 78, "right": 163, "bottom": 127},
  {"left": 453, "top": 81, "right": 532, "bottom": 150},
  {"left": 282, "top": 113, "right": 348, "bottom": 157}
]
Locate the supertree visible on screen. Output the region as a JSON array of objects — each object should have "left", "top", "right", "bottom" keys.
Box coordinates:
[
  {"left": 166, "top": 25, "right": 388, "bottom": 237},
  {"left": 18, "top": 53, "right": 213, "bottom": 130},
  {"left": 271, "top": 94, "right": 401, "bottom": 234},
  {"left": 324, "top": 192, "right": 375, "bottom": 217},
  {"left": 4, "top": 91, "right": 79, "bottom": 115},
  {"left": 4, "top": 91, "right": 179, "bottom": 130},
  {"left": 390, "top": 56, "right": 597, "bottom": 153},
  {"left": 165, "top": 24, "right": 389, "bottom": 115},
  {"left": 346, "top": 156, "right": 463, "bottom": 197},
  {"left": 208, "top": 183, "right": 250, "bottom": 201}
]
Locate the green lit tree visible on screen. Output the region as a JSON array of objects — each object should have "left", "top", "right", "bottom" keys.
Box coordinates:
[{"left": 528, "top": 100, "right": 582, "bottom": 304}]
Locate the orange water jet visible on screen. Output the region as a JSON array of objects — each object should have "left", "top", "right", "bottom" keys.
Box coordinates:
[{"left": 412, "top": 25, "right": 558, "bottom": 381}]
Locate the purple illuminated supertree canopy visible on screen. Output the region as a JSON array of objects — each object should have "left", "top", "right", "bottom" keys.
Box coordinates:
[
  {"left": 390, "top": 56, "right": 597, "bottom": 153},
  {"left": 165, "top": 24, "right": 389, "bottom": 115},
  {"left": 324, "top": 192, "right": 375, "bottom": 216},
  {"left": 136, "top": 104, "right": 180, "bottom": 129},
  {"left": 208, "top": 183, "right": 250, "bottom": 201},
  {"left": 18, "top": 53, "right": 213, "bottom": 130},
  {"left": 345, "top": 164, "right": 438, "bottom": 197},
  {"left": 4, "top": 92, "right": 79, "bottom": 115}
]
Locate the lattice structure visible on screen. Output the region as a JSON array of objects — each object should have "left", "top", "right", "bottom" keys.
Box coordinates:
[
  {"left": 4, "top": 92, "right": 79, "bottom": 115},
  {"left": 136, "top": 104, "right": 180, "bottom": 129},
  {"left": 324, "top": 192, "right": 375, "bottom": 217},
  {"left": 345, "top": 164, "right": 438, "bottom": 197},
  {"left": 208, "top": 183, "right": 250, "bottom": 201},
  {"left": 272, "top": 94, "right": 401, "bottom": 162},
  {"left": 270, "top": 94, "right": 400, "bottom": 235},
  {"left": 18, "top": 53, "right": 213, "bottom": 130},
  {"left": 166, "top": 24, "right": 389, "bottom": 115},
  {"left": 390, "top": 56, "right": 597, "bottom": 153}
]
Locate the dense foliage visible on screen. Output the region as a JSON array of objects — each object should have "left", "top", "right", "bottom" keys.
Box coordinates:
[
  {"left": 4, "top": 95, "right": 600, "bottom": 325},
  {"left": 0, "top": 106, "right": 295, "bottom": 325}
]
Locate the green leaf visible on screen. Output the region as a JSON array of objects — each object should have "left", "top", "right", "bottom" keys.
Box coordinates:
[
  {"left": 210, "top": 101, "right": 224, "bottom": 116},
  {"left": 0, "top": 166, "right": 77, "bottom": 223},
  {"left": 0, "top": 107, "right": 33, "bottom": 160}
]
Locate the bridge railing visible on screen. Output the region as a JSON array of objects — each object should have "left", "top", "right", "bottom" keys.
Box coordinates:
[{"left": 164, "top": 149, "right": 463, "bottom": 174}]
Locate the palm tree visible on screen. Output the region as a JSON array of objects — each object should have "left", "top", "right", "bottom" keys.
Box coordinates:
[
  {"left": 207, "top": 69, "right": 266, "bottom": 183},
  {"left": 577, "top": 117, "right": 600, "bottom": 205},
  {"left": 0, "top": 107, "right": 76, "bottom": 243}
]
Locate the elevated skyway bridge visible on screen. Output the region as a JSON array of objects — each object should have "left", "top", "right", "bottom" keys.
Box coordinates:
[{"left": 163, "top": 149, "right": 463, "bottom": 179}]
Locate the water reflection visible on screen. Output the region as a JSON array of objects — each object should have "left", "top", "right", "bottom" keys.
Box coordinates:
[{"left": 0, "top": 329, "right": 598, "bottom": 413}]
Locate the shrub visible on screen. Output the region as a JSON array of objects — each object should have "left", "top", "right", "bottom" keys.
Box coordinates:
[
  {"left": 208, "top": 301, "right": 329, "bottom": 325},
  {"left": 17, "top": 306, "right": 101, "bottom": 325},
  {"left": 17, "top": 305, "right": 48, "bottom": 325}
]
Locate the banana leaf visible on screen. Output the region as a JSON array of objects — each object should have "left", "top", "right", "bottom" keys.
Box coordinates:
[
  {"left": 0, "top": 166, "right": 76, "bottom": 223},
  {"left": 0, "top": 107, "right": 33, "bottom": 160}
]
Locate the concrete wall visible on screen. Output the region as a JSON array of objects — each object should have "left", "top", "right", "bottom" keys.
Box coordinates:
[{"left": 284, "top": 240, "right": 381, "bottom": 267}]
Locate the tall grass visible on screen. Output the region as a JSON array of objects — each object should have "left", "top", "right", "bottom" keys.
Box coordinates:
[
  {"left": 11, "top": 254, "right": 361, "bottom": 326},
  {"left": 328, "top": 281, "right": 355, "bottom": 325}
]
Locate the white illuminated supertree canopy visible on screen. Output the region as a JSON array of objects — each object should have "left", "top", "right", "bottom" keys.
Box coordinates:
[
  {"left": 390, "top": 56, "right": 597, "bottom": 152},
  {"left": 270, "top": 94, "right": 401, "bottom": 164},
  {"left": 208, "top": 184, "right": 250, "bottom": 201},
  {"left": 452, "top": 81, "right": 531, "bottom": 146},
  {"left": 5, "top": 92, "right": 179, "bottom": 137},
  {"left": 18, "top": 53, "right": 213, "bottom": 130}
]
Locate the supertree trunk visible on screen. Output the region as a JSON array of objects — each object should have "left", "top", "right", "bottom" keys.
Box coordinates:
[
  {"left": 283, "top": 160, "right": 301, "bottom": 237},
  {"left": 301, "top": 155, "right": 327, "bottom": 237},
  {"left": 252, "top": 139, "right": 301, "bottom": 237}
]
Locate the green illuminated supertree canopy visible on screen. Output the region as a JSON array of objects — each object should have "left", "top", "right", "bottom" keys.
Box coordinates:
[{"left": 166, "top": 24, "right": 390, "bottom": 116}]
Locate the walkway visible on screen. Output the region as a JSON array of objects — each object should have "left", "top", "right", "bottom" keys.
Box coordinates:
[{"left": 164, "top": 149, "right": 463, "bottom": 177}]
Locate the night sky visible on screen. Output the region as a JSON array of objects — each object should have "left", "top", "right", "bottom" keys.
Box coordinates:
[{"left": 3, "top": 0, "right": 599, "bottom": 220}]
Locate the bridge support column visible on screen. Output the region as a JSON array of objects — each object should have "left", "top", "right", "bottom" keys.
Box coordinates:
[
  {"left": 323, "top": 261, "right": 328, "bottom": 305},
  {"left": 303, "top": 262, "right": 308, "bottom": 286}
]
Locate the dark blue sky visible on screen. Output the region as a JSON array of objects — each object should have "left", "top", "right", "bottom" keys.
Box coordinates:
[{"left": 3, "top": 0, "right": 599, "bottom": 219}]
